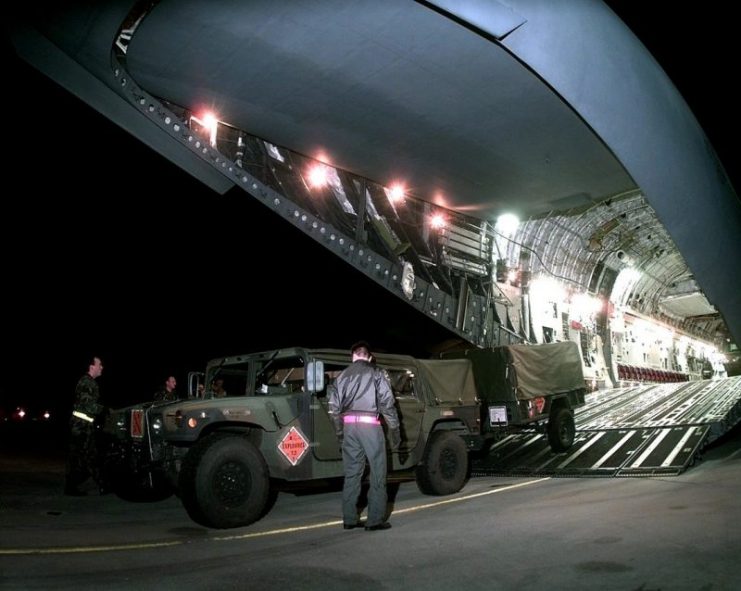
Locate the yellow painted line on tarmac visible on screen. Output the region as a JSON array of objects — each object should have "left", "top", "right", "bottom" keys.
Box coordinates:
[
  {"left": 1, "top": 477, "right": 551, "bottom": 554},
  {"left": 214, "top": 477, "right": 551, "bottom": 542},
  {"left": 391, "top": 476, "right": 551, "bottom": 516},
  {"left": 0, "top": 540, "right": 182, "bottom": 556},
  {"left": 213, "top": 519, "right": 349, "bottom": 541}
]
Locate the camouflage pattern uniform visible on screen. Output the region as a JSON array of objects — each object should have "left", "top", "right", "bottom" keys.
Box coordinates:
[
  {"left": 65, "top": 374, "right": 104, "bottom": 494},
  {"left": 153, "top": 387, "right": 178, "bottom": 402}
]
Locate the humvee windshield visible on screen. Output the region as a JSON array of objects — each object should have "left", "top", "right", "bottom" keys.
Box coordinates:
[{"left": 204, "top": 352, "right": 421, "bottom": 403}]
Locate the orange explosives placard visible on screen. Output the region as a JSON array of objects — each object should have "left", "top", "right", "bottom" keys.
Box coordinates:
[
  {"left": 130, "top": 409, "right": 144, "bottom": 438},
  {"left": 278, "top": 426, "right": 309, "bottom": 466}
]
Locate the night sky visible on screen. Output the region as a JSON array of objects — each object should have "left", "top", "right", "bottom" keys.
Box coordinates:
[{"left": 2, "top": 3, "right": 738, "bottom": 418}]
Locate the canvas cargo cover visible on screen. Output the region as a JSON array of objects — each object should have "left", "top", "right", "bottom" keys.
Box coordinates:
[
  {"left": 416, "top": 359, "right": 478, "bottom": 405},
  {"left": 444, "top": 341, "right": 585, "bottom": 403},
  {"left": 505, "top": 342, "right": 584, "bottom": 399}
]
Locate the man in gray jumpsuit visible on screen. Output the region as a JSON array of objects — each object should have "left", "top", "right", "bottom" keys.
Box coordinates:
[{"left": 328, "top": 341, "right": 401, "bottom": 531}]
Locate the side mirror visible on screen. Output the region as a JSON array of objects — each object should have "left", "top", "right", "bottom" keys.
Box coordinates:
[
  {"left": 188, "top": 371, "right": 205, "bottom": 398},
  {"left": 305, "top": 360, "right": 325, "bottom": 392}
]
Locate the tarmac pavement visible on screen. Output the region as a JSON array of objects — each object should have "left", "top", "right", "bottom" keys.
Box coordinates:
[{"left": 1, "top": 424, "right": 740, "bottom": 590}]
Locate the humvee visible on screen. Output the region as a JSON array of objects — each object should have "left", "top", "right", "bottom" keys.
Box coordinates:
[{"left": 101, "top": 347, "right": 479, "bottom": 528}]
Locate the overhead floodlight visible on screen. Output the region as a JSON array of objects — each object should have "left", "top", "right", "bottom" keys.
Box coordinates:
[
  {"left": 201, "top": 112, "right": 217, "bottom": 129},
  {"left": 307, "top": 163, "right": 329, "bottom": 188},
  {"left": 388, "top": 184, "right": 406, "bottom": 203},
  {"left": 430, "top": 213, "right": 447, "bottom": 229},
  {"left": 201, "top": 112, "right": 219, "bottom": 147},
  {"left": 191, "top": 111, "right": 219, "bottom": 147},
  {"left": 496, "top": 213, "right": 520, "bottom": 238}
]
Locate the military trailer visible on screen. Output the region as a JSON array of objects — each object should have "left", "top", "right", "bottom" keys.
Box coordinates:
[
  {"left": 443, "top": 341, "right": 587, "bottom": 453},
  {"left": 101, "top": 342, "right": 585, "bottom": 529}
]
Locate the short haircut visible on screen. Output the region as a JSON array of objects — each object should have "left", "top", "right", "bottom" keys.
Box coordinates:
[{"left": 351, "top": 340, "right": 371, "bottom": 358}]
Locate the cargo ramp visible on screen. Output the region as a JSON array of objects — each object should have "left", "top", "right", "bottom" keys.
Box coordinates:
[{"left": 471, "top": 376, "right": 741, "bottom": 477}]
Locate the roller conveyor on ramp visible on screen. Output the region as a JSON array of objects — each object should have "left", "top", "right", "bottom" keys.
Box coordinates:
[{"left": 471, "top": 375, "right": 741, "bottom": 478}]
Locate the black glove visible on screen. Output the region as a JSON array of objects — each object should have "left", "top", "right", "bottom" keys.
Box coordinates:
[
  {"left": 336, "top": 430, "right": 344, "bottom": 446},
  {"left": 389, "top": 428, "right": 401, "bottom": 451}
]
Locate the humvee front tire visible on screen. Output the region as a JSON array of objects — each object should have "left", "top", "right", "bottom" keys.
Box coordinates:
[
  {"left": 547, "top": 406, "right": 575, "bottom": 452},
  {"left": 179, "top": 433, "right": 270, "bottom": 529},
  {"left": 415, "top": 431, "right": 468, "bottom": 495}
]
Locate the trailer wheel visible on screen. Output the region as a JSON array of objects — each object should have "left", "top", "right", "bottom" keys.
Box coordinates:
[
  {"left": 415, "top": 431, "right": 468, "bottom": 495},
  {"left": 547, "top": 406, "right": 575, "bottom": 452},
  {"left": 179, "top": 433, "right": 270, "bottom": 529}
]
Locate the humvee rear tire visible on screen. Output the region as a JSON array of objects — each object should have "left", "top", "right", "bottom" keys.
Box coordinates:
[
  {"left": 547, "top": 406, "right": 575, "bottom": 452},
  {"left": 415, "top": 431, "right": 468, "bottom": 495},
  {"left": 179, "top": 433, "right": 270, "bottom": 529}
]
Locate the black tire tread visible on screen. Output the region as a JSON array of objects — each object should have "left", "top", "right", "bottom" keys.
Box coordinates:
[
  {"left": 415, "top": 430, "right": 468, "bottom": 496},
  {"left": 547, "top": 406, "right": 575, "bottom": 452},
  {"left": 179, "top": 432, "right": 270, "bottom": 528}
]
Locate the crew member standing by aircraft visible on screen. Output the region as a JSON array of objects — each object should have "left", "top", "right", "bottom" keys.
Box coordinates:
[
  {"left": 154, "top": 375, "right": 178, "bottom": 402},
  {"left": 328, "top": 341, "right": 401, "bottom": 531},
  {"left": 65, "top": 355, "right": 106, "bottom": 496}
]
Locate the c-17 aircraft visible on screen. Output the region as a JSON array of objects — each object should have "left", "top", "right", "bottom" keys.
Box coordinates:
[{"left": 8, "top": 0, "right": 740, "bottom": 386}]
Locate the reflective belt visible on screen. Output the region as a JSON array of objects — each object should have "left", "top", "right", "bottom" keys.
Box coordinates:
[
  {"left": 72, "top": 410, "right": 95, "bottom": 423},
  {"left": 343, "top": 415, "right": 380, "bottom": 425}
]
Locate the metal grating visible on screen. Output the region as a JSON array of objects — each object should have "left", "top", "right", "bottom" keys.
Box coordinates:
[{"left": 472, "top": 376, "right": 741, "bottom": 478}]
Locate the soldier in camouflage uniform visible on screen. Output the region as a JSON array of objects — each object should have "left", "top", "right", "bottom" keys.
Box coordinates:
[
  {"left": 154, "top": 375, "right": 178, "bottom": 402},
  {"left": 64, "top": 356, "right": 105, "bottom": 496}
]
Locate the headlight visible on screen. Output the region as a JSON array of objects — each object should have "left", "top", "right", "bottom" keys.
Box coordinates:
[{"left": 172, "top": 410, "right": 209, "bottom": 430}]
